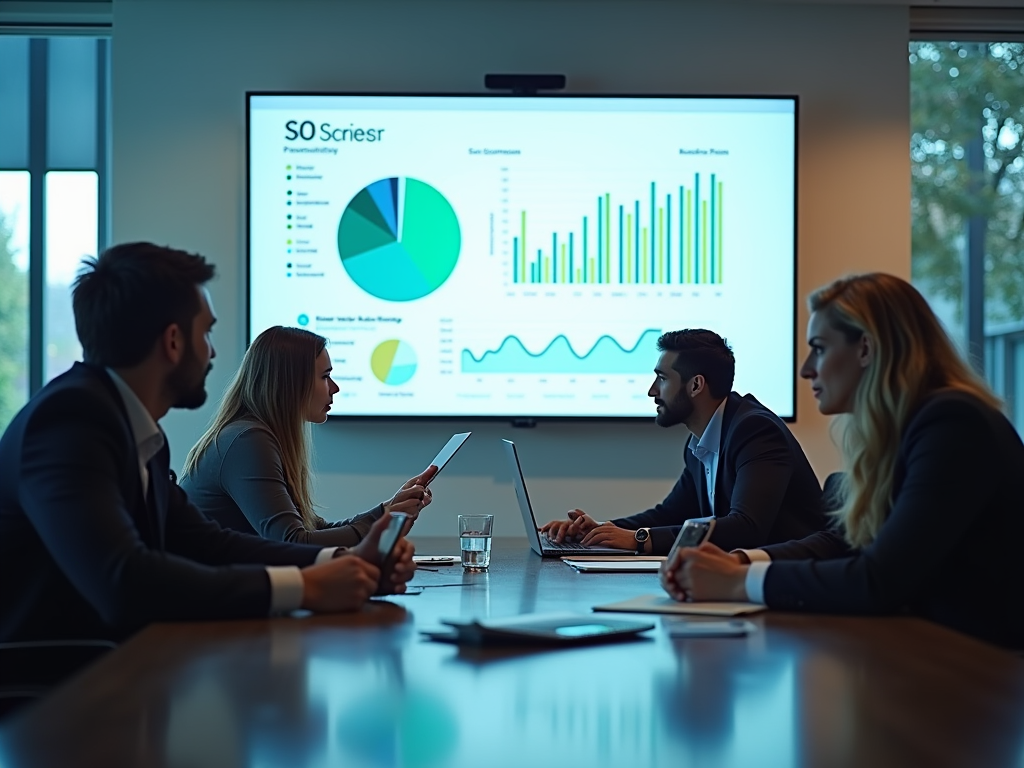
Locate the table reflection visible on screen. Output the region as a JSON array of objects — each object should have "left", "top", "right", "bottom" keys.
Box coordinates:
[{"left": 5, "top": 543, "right": 1024, "bottom": 768}]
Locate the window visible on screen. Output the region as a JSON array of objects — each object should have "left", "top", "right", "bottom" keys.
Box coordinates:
[
  {"left": 0, "top": 36, "right": 108, "bottom": 433},
  {"left": 0, "top": 171, "right": 29, "bottom": 432},
  {"left": 910, "top": 40, "right": 1024, "bottom": 433}
]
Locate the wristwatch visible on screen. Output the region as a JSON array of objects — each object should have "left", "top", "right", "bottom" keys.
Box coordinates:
[{"left": 634, "top": 528, "right": 651, "bottom": 554}]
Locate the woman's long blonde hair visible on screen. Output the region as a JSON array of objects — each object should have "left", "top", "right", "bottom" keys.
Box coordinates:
[
  {"left": 182, "top": 326, "right": 327, "bottom": 530},
  {"left": 812, "top": 273, "right": 1001, "bottom": 548}
]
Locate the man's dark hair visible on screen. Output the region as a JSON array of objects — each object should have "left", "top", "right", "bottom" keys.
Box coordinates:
[
  {"left": 72, "top": 242, "right": 216, "bottom": 368},
  {"left": 656, "top": 329, "right": 735, "bottom": 399}
]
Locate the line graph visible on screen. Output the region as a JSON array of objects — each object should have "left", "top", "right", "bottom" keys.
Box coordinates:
[{"left": 461, "top": 329, "right": 661, "bottom": 374}]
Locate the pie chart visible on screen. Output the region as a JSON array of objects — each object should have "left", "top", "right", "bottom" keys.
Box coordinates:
[
  {"left": 338, "top": 177, "right": 461, "bottom": 301},
  {"left": 371, "top": 339, "right": 417, "bottom": 386}
]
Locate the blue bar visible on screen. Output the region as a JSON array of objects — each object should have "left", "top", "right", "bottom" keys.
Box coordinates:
[
  {"left": 634, "top": 200, "right": 640, "bottom": 283},
  {"left": 597, "top": 197, "right": 603, "bottom": 284},
  {"left": 694, "top": 174, "right": 700, "bottom": 284},
  {"left": 650, "top": 182, "right": 656, "bottom": 284},
  {"left": 711, "top": 173, "right": 716, "bottom": 284},
  {"left": 679, "top": 186, "right": 684, "bottom": 283},
  {"left": 569, "top": 232, "right": 574, "bottom": 284},
  {"left": 513, "top": 236, "right": 519, "bottom": 283},
  {"left": 666, "top": 194, "right": 672, "bottom": 284},
  {"left": 552, "top": 232, "right": 557, "bottom": 283}
]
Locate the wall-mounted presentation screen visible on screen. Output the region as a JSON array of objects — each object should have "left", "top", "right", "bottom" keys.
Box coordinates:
[{"left": 247, "top": 94, "right": 797, "bottom": 419}]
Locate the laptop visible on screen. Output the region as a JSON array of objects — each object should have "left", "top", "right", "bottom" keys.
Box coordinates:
[{"left": 501, "top": 439, "right": 631, "bottom": 558}]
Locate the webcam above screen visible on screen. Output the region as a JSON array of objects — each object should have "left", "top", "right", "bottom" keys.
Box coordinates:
[{"left": 246, "top": 92, "right": 797, "bottom": 420}]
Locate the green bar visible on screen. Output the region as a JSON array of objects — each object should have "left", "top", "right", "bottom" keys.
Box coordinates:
[
  {"left": 642, "top": 228, "right": 648, "bottom": 282},
  {"left": 702, "top": 201, "right": 708, "bottom": 284},
  {"left": 545, "top": 255, "right": 551, "bottom": 283},
  {"left": 678, "top": 186, "right": 684, "bottom": 284}
]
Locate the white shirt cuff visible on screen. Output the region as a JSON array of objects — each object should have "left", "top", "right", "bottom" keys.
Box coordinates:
[
  {"left": 266, "top": 566, "right": 304, "bottom": 614},
  {"left": 738, "top": 548, "right": 772, "bottom": 564},
  {"left": 315, "top": 547, "right": 338, "bottom": 565},
  {"left": 745, "top": 561, "right": 771, "bottom": 605}
]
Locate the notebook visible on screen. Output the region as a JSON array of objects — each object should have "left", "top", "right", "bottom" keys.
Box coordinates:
[
  {"left": 421, "top": 612, "right": 655, "bottom": 646},
  {"left": 502, "top": 439, "right": 629, "bottom": 558}
]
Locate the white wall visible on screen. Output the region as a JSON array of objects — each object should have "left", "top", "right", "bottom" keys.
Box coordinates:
[{"left": 111, "top": 0, "right": 909, "bottom": 536}]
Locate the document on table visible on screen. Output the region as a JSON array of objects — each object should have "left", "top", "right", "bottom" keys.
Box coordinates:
[
  {"left": 593, "top": 593, "right": 767, "bottom": 616},
  {"left": 562, "top": 558, "right": 665, "bottom": 573}
]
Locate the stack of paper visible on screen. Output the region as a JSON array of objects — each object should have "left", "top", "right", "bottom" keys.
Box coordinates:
[
  {"left": 593, "top": 593, "right": 766, "bottom": 616},
  {"left": 562, "top": 557, "right": 665, "bottom": 573}
]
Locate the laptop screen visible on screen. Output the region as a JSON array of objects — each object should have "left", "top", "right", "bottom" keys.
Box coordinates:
[{"left": 501, "top": 439, "right": 546, "bottom": 554}]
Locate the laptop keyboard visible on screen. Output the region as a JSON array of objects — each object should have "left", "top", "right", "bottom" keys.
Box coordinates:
[{"left": 542, "top": 538, "right": 592, "bottom": 551}]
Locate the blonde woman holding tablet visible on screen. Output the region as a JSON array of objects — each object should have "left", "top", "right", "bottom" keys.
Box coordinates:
[{"left": 182, "top": 326, "right": 435, "bottom": 547}]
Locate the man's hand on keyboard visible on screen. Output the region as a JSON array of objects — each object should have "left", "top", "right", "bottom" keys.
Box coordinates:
[
  {"left": 539, "top": 509, "right": 600, "bottom": 543},
  {"left": 580, "top": 523, "right": 637, "bottom": 551}
]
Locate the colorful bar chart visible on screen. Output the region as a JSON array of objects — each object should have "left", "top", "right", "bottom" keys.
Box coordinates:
[{"left": 512, "top": 175, "right": 724, "bottom": 286}]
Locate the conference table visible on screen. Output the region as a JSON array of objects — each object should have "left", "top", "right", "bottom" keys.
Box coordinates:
[{"left": 2, "top": 538, "right": 1023, "bottom": 768}]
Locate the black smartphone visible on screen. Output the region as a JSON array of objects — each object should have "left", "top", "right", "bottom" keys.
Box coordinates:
[
  {"left": 378, "top": 512, "right": 409, "bottom": 565},
  {"left": 667, "top": 517, "right": 716, "bottom": 562}
]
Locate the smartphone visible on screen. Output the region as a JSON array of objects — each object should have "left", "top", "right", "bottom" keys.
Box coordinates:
[
  {"left": 413, "top": 556, "right": 458, "bottom": 566},
  {"left": 378, "top": 512, "right": 409, "bottom": 565},
  {"left": 667, "top": 517, "right": 716, "bottom": 562},
  {"left": 424, "top": 432, "right": 472, "bottom": 486}
]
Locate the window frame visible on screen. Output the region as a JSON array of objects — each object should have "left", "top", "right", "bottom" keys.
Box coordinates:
[{"left": 0, "top": 36, "right": 110, "bottom": 395}]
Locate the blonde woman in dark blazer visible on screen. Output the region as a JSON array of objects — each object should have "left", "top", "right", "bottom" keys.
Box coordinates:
[
  {"left": 182, "top": 326, "right": 435, "bottom": 547},
  {"left": 661, "top": 273, "right": 1024, "bottom": 649}
]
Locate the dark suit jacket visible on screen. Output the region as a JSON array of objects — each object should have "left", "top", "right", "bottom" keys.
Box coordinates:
[
  {"left": 611, "top": 392, "right": 827, "bottom": 554},
  {"left": 761, "top": 391, "right": 1024, "bottom": 649},
  {"left": 0, "top": 363, "right": 325, "bottom": 642}
]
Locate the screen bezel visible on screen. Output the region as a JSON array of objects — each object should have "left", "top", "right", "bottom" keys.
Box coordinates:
[{"left": 245, "top": 91, "right": 799, "bottom": 424}]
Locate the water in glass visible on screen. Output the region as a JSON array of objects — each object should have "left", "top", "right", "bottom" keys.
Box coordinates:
[{"left": 460, "top": 533, "right": 492, "bottom": 570}]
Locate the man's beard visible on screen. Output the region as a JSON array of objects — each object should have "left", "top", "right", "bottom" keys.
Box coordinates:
[
  {"left": 654, "top": 392, "right": 693, "bottom": 428},
  {"left": 169, "top": 340, "right": 211, "bottom": 409}
]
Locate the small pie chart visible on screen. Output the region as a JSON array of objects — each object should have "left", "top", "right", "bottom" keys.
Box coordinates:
[
  {"left": 371, "top": 339, "right": 417, "bottom": 386},
  {"left": 338, "top": 177, "right": 461, "bottom": 302}
]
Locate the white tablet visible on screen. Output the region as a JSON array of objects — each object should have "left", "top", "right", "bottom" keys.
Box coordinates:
[{"left": 425, "top": 432, "right": 472, "bottom": 485}]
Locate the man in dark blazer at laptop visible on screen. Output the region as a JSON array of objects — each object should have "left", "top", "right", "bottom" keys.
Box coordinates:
[
  {"left": 0, "top": 243, "right": 418, "bottom": 643},
  {"left": 540, "top": 330, "right": 827, "bottom": 555}
]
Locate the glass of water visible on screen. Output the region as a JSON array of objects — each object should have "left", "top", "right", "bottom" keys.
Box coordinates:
[{"left": 459, "top": 514, "right": 494, "bottom": 571}]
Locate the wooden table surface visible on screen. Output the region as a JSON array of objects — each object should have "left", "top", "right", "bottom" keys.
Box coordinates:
[{"left": 2, "top": 537, "right": 1023, "bottom": 768}]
